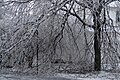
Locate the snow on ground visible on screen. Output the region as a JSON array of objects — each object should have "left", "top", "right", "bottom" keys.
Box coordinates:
[
  {"left": 56, "top": 71, "right": 120, "bottom": 80},
  {"left": 0, "top": 71, "right": 120, "bottom": 80}
]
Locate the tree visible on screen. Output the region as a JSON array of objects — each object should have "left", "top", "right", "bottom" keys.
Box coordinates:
[
  {"left": 0, "top": 0, "right": 120, "bottom": 73},
  {"left": 49, "top": 0, "right": 120, "bottom": 71}
]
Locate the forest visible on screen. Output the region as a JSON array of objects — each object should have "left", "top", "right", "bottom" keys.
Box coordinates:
[{"left": 0, "top": 0, "right": 120, "bottom": 80}]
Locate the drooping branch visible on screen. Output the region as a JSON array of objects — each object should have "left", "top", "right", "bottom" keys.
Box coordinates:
[{"left": 61, "top": 8, "right": 94, "bottom": 29}]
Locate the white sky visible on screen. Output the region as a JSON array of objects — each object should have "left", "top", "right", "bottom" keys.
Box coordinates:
[{"left": 108, "top": 1, "right": 120, "bottom": 7}]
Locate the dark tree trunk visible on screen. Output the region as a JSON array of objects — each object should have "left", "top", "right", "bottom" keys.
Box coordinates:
[
  {"left": 36, "top": 30, "right": 39, "bottom": 74},
  {"left": 94, "top": 28, "right": 101, "bottom": 71},
  {"left": 93, "top": 12, "right": 101, "bottom": 71}
]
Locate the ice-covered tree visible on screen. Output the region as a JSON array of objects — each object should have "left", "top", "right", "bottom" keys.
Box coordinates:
[{"left": 0, "top": 0, "right": 120, "bottom": 74}]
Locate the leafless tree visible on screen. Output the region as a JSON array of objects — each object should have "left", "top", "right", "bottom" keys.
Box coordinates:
[{"left": 0, "top": 0, "right": 120, "bottom": 74}]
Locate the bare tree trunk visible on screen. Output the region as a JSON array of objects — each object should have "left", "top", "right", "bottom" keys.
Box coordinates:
[
  {"left": 94, "top": 29, "right": 101, "bottom": 71},
  {"left": 36, "top": 30, "right": 39, "bottom": 74},
  {"left": 93, "top": 12, "right": 101, "bottom": 71}
]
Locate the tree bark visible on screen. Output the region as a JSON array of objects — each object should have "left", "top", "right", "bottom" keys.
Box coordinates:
[
  {"left": 36, "top": 30, "right": 39, "bottom": 74},
  {"left": 93, "top": 13, "right": 101, "bottom": 71},
  {"left": 94, "top": 29, "right": 101, "bottom": 71}
]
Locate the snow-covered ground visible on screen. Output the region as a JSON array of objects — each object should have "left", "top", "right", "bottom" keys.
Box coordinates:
[
  {"left": 56, "top": 71, "right": 120, "bottom": 80},
  {"left": 0, "top": 71, "right": 120, "bottom": 80}
]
